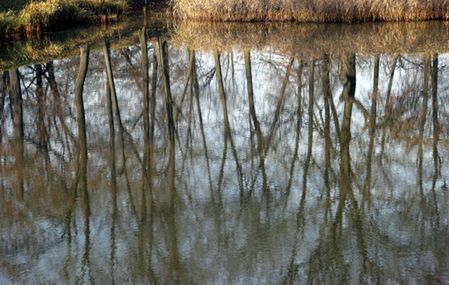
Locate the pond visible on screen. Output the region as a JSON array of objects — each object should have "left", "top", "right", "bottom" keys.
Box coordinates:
[{"left": 0, "top": 16, "right": 449, "bottom": 284}]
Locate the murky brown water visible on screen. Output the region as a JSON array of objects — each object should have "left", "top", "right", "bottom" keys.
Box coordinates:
[{"left": 0, "top": 19, "right": 449, "bottom": 284}]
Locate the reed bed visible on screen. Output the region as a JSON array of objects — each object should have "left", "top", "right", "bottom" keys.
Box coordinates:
[{"left": 174, "top": 0, "right": 449, "bottom": 22}]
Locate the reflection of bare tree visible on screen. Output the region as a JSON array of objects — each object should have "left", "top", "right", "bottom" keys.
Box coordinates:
[
  {"left": 431, "top": 54, "right": 440, "bottom": 176},
  {"left": 136, "top": 29, "right": 157, "bottom": 284},
  {"left": 35, "top": 64, "right": 50, "bottom": 178},
  {"left": 363, "top": 55, "right": 380, "bottom": 208},
  {"left": 245, "top": 50, "right": 268, "bottom": 194},
  {"left": 191, "top": 51, "right": 214, "bottom": 202},
  {"left": 247, "top": 55, "right": 294, "bottom": 199},
  {"left": 264, "top": 57, "right": 294, "bottom": 156},
  {"left": 285, "top": 62, "right": 303, "bottom": 201},
  {"left": 104, "top": 40, "right": 137, "bottom": 217},
  {"left": 0, "top": 72, "right": 7, "bottom": 142},
  {"left": 214, "top": 50, "right": 244, "bottom": 201},
  {"left": 141, "top": 28, "right": 151, "bottom": 221},
  {"left": 321, "top": 55, "right": 333, "bottom": 212},
  {"left": 179, "top": 51, "right": 195, "bottom": 175},
  {"left": 430, "top": 53, "right": 441, "bottom": 232},
  {"left": 10, "top": 68, "right": 25, "bottom": 201},
  {"left": 307, "top": 55, "right": 379, "bottom": 283},
  {"left": 74, "top": 46, "right": 93, "bottom": 285},
  {"left": 158, "top": 38, "right": 184, "bottom": 283},
  {"left": 380, "top": 55, "right": 399, "bottom": 158},
  {"left": 338, "top": 54, "right": 356, "bottom": 216},
  {"left": 417, "top": 55, "right": 430, "bottom": 203},
  {"left": 106, "top": 55, "right": 118, "bottom": 285},
  {"left": 2, "top": 38, "right": 449, "bottom": 285},
  {"left": 282, "top": 61, "right": 306, "bottom": 280},
  {"left": 299, "top": 60, "right": 315, "bottom": 218},
  {"left": 159, "top": 39, "right": 176, "bottom": 210},
  {"left": 47, "top": 61, "right": 75, "bottom": 163}
]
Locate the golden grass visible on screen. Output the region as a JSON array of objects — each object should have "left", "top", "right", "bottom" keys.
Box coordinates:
[
  {"left": 19, "top": 0, "right": 127, "bottom": 28},
  {"left": 0, "top": 0, "right": 127, "bottom": 39},
  {"left": 174, "top": 0, "right": 449, "bottom": 22},
  {"left": 19, "top": 0, "right": 92, "bottom": 29}
]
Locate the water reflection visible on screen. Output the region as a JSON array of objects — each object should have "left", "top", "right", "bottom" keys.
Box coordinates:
[{"left": 0, "top": 23, "right": 449, "bottom": 284}]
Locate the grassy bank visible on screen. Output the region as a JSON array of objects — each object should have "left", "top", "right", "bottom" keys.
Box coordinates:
[
  {"left": 0, "top": 0, "right": 128, "bottom": 39},
  {"left": 174, "top": 0, "right": 449, "bottom": 22}
]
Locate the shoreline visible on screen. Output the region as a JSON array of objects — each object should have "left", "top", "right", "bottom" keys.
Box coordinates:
[
  {"left": 1, "top": 20, "right": 448, "bottom": 70},
  {"left": 1, "top": 0, "right": 449, "bottom": 41}
]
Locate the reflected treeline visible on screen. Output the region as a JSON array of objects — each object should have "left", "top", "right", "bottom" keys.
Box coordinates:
[{"left": 0, "top": 33, "right": 449, "bottom": 284}]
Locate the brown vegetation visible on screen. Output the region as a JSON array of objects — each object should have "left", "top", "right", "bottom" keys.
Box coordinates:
[
  {"left": 2, "top": 19, "right": 449, "bottom": 70},
  {"left": 174, "top": 0, "right": 449, "bottom": 22},
  {"left": 0, "top": 0, "right": 127, "bottom": 39}
]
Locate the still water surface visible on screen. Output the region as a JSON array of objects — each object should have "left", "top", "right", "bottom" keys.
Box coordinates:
[{"left": 0, "top": 18, "right": 449, "bottom": 284}]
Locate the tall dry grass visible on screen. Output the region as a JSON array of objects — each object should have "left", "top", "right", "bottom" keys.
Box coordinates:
[
  {"left": 19, "top": 0, "right": 92, "bottom": 29},
  {"left": 0, "top": 0, "right": 127, "bottom": 39},
  {"left": 174, "top": 0, "right": 449, "bottom": 22},
  {"left": 19, "top": 0, "right": 127, "bottom": 28}
]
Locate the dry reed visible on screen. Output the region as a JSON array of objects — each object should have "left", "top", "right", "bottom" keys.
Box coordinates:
[
  {"left": 19, "top": 0, "right": 127, "bottom": 28},
  {"left": 174, "top": 0, "right": 449, "bottom": 22}
]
